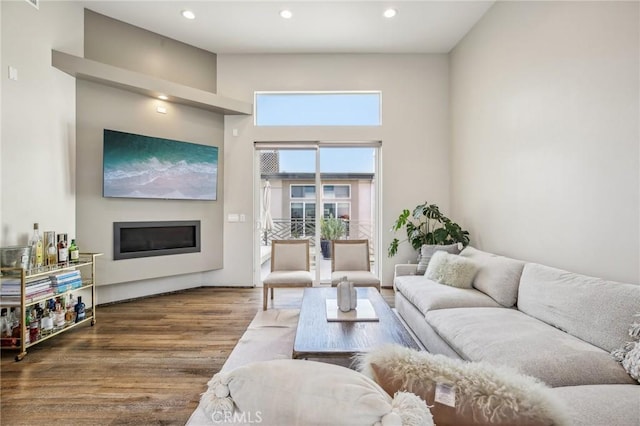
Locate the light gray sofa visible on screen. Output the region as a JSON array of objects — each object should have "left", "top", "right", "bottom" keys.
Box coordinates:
[{"left": 394, "top": 246, "right": 640, "bottom": 426}]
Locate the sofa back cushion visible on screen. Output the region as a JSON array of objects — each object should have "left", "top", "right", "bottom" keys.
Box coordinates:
[
  {"left": 459, "top": 246, "right": 525, "bottom": 307},
  {"left": 518, "top": 263, "right": 640, "bottom": 352}
]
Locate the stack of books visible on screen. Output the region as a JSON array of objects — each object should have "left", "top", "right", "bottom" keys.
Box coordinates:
[
  {"left": 0, "top": 278, "right": 22, "bottom": 305},
  {"left": 0, "top": 277, "right": 54, "bottom": 303},
  {"left": 50, "top": 270, "right": 83, "bottom": 294},
  {"left": 26, "top": 277, "right": 54, "bottom": 299}
]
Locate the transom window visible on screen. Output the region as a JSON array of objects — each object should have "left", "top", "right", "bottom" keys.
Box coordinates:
[{"left": 255, "top": 92, "right": 382, "bottom": 126}]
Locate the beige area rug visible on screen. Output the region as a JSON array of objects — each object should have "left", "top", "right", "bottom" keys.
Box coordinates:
[{"left": 187, "top": 309, "right": 355, "bottom": 425}]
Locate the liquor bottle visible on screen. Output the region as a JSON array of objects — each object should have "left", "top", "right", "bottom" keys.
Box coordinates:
[
  {"left": 0, "top": 308, "right": 9, "bottom": 337},
  {"left": 68, "top": 239, "right": 79, "bottom": 263},
  {"left": 65, "top": 294, "right": 76, "bottom": 324},
  {"left": 57, "top": 234, "right": 69, "bottom": 265},
  {"left": 53, "top": 302, "right": 65, "bottom": 330},
  {"left": 24, "top": 309, "right": 31, "bottom": 345},
  {"left": 44, "top": 231, "right": 57, "bottom": 266},
  {"left": 75, "top": 296, "right": 86, "bottom": 323},
  {"left": 29, "top": 223, "right": 44, "bottom": 270}
]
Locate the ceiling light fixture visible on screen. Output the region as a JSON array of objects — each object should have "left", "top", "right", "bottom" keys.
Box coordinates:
[
  {"left": 158, "top": 94, "right": 169, "bottom": 100},
  {"left": 383, "top": 8, "right": 397, "bottom": 18},
  {"left": 280, "top": 9, "right": 293, "bottom": 19},
  {"left": 181, "top": 10, "right": 196, "bottom": 20}
]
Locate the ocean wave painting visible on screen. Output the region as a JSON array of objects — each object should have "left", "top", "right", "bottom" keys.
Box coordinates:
[{"left": 103, "top": 129, "right": 218, "bottom": 200}]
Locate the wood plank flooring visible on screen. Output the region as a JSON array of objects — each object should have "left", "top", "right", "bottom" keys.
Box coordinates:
[{"left": 1, "top": 286, "right": 395, "bottom": 425}]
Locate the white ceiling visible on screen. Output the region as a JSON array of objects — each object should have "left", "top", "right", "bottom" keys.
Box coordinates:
[{"left": 81, "top": 1, "right": 495, "bottom": 54}]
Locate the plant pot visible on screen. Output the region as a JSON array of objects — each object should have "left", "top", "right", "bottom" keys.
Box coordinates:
[{"left": 320, "top": 240, "right": 331, "bottom": 259}]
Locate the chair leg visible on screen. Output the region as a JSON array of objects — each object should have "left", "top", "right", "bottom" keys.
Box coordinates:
[
  {"left": 263, "top": 286, "right": 268, "bottom": 311},
  {"left": 270, "top": 287, "right": 274, "bottom": 299}
]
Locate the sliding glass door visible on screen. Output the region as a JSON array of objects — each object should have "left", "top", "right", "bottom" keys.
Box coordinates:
[{"left": 256, "top": 143, "right": 379, "bottom": 286}]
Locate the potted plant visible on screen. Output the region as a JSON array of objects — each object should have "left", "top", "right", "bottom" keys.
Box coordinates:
[
  {"left": 320, "top": 215, "right": 346, "bottom": 259},
  {"left": 388, "top": 202, "right": 470, "bottom": 258}
]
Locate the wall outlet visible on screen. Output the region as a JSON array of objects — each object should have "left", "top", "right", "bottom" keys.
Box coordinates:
[{"left": 8, "top": 66, "right": 18, "bottom": 81}]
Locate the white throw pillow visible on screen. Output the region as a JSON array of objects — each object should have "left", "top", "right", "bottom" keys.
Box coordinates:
[
  {"left": 200, "top": 359, "right": 433, "bottom": 425},
  {"left": 425, "top": 251, "right": 478, "bottom": 289},
  {"left": 416, "top": 243, "right": 460, "bottom": 275}
]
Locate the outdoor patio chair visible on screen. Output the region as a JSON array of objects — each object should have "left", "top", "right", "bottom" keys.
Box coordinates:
[
  {"left": 330, "top": 239, "right": 381, "bottom": 291},
  {"left": 262, "top": 239, "right": 313, "bottom": 310}
]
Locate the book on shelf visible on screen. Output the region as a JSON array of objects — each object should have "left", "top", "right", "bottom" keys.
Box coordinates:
[
  {"left": 50, "top": 270, "right": 81, "bottom": 283},
  {"left": 26, "top": 289, "right": 55, "bottom": 301},
  {"left": 0, "top": 297, "right": 21, "bottom": 306},
  {"left": 53, "top": 278, "right": 83, "bottom": 293}
]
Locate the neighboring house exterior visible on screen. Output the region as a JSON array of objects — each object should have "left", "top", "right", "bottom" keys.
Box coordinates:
[
  {"left": 260, "top": 150, "right": 375, "bottom": 244},
  {"left": 260, "top": 174, "right": 374, "bottom": 243}
]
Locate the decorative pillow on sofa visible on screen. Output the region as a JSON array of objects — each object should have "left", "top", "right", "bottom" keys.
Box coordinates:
[
  {"left": 200, "top": 359, "right": 434, "bottom": 425},
  {"left": 416, "top": 243, "right": 460, "bottom": 275},
  {"left": 425, "top": 251, "right": 478, "bottom": 289},
  {"left": 356, "top": 345, "right": 567, "bottom": 426}
]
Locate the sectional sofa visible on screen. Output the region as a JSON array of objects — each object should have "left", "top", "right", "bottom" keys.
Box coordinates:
[{"left": 394, "top": 246, "right": 640, "bottom": 425}]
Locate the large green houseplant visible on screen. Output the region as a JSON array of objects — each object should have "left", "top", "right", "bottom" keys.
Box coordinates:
[
  {"left": 388, "top": 202, "right": 470, "bottom": 257},
  {"left": 320, "top": 215, "right": 346, "bottom": 259}
]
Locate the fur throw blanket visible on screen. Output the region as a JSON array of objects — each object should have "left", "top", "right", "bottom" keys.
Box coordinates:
[{"left": 356, "top": 344, "right": 568, "bottom": 426}]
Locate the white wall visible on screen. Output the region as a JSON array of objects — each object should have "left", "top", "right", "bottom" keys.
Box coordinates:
[
  {"left": 210, "top": 54, "right": 450, "bottom": 286},
  {"left": 451, "top": 1, "right": 639, "bottom": 283},
  {"left": 1, "top": 1, "right": 83, "bottom": 246}
]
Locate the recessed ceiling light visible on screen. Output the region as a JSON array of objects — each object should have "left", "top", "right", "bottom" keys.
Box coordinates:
[
  {"left": 280, "top": 9, "right": 293, "bottom": 19},
  {"left": 181, "top": 10, "right": 195, "bottom": 20},
  {"left": 383, "top": 8, "right": 397, "bottom": 18},
  {"left": 158, "top": 95, "right": 168, "bottom": 100}
]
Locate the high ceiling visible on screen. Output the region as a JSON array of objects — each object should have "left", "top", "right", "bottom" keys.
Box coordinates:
[{"left": 81, "top": 1, "right": 495, "bottom": 54}]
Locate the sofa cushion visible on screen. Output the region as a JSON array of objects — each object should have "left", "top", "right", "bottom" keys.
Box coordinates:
[
  {"left": 518, "top": 263, "right": 640, "bottom": 352},
  {"left": 426, "top": 307, "right": 636, "bottom": 387},
  {"left": 356, "top": 344, "right": 567, "bottom": 426},
  {"left": 331, "top": 271, "right": 380, "bottom": 286},
  {"left": 550, "top": 384, "right": 640, "bottom": 426},
  {"left": 200, "top": 359, "right": 434, "bottom": 426},
  {"left": 394, "top": 275, "right": 500, "bottom": 316},
  {"left": 425, "top": 252, "right": 478, "bottom": 289},
  {"left": 262, "top": 270, "right": 313, "bottom": 285},
  {"left": 459, "top": 246, "right": 525, "bottom": 308},
  {"left": 417, "top": 243, "right": 461, "bottom": 275}
]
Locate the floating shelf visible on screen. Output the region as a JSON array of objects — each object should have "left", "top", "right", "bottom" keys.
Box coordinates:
[{"left": 51, "top": 50, "right": 252, "bottom": 115}]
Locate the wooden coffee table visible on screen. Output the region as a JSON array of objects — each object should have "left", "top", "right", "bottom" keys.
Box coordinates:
[{"left": 292, "top": 287, "right": 420, "bottom": 359}]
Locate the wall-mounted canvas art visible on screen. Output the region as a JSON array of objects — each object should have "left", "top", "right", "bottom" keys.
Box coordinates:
[{"left": 103, "top": 129, "right": 218, "bottom": 201}]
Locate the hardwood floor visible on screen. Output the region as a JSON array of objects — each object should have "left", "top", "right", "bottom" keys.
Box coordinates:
[{"left": 1, "top": 286, "right": 395, "bottom": 425}]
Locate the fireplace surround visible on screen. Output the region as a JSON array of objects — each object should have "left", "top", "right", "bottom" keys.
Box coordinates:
[{"left": 113, "top": 220, "right": 201, "bottom": 260}]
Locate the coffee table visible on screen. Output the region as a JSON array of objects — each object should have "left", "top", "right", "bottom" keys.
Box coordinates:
[{"left": 292, "top": 287, "right": 420, "bottom": 359}]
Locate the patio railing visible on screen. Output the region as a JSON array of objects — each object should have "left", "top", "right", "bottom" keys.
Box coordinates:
[{"left": 262, "top": 218, "right": 374, "bottom": 247}]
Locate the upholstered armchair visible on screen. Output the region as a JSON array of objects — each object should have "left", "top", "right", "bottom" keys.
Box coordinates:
[
  {"left": 331, "top": 239, "right": 381, "bottom": 291},
  {"left": 262, "top": 239, "right": 313, "bottom": 310}
]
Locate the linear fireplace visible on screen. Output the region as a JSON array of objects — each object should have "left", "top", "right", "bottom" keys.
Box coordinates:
[{"left": 113, "top": 220, "right": 201, "bottom": 260}]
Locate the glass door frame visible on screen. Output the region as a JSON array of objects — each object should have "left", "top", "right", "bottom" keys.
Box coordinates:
[{"left": 254, "top": 141, "right": 381, "bottom": 287}]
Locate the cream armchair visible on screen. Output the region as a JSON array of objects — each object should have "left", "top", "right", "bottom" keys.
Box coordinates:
[
  {"left": 330, "top": 239, "right": 381, "bottom": 291},
  {"left": 262, "top": 239, "right": 313, "bottom": 310}
]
